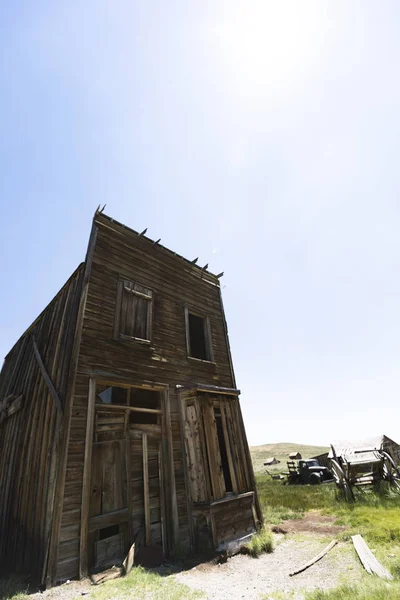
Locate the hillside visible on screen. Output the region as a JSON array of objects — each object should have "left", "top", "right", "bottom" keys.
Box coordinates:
[{"left": 250, "top": 442, "right": 329, "bottom": 472}]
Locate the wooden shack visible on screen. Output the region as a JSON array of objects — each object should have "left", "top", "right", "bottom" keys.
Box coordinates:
[{"left": 0, "top": 211, "right": 261, "bottom": 587}]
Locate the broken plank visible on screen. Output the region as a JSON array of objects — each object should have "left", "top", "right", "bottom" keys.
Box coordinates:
[
  {"left": 122, "top": 543, "right": 135, "bottom": 574},
  {"left": 289, "top": 540, "right": 338, "bottom": 577},
  {"left": 352, "top": 534, "right": 393, "bottom": 580}
]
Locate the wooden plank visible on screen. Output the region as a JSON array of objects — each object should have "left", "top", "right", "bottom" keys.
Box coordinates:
[
  {"left": 220, "top": 402, "right": 238, "bottom": 494},
  {"left": 122, "top": 543, "right": 135, "bottom": 574},
  {"left": 202, "top": 397, "right": 225, "bottom": 500},
  {"left": 95, "top": 403, "right": 161, "bottom": 414},
  {"left": 352, "top": 535, "right": 393, "bottom": 580},
  {"left": 158, "top": 445, "right": 167, "bottom": 556},
  {"left": 210, "top": 491, "right": 254, "bottom": 508},
  {"left": 142, "top": 433, "right": 151, "bottom": 545},
  {"left": 48, "top": 230, "right": 96, "bottom": 585},
  {"left": 79, "top": 378, "right": 96, "bottom": 578},
  {"left": 290, "top": 540, "right": 338, "bottom": 576},
  {"left": 32, "top": 336, "right": 62, "bottom": 413},
  {"left": 89, "top": 508, "right": 130, "bottom": 532}
]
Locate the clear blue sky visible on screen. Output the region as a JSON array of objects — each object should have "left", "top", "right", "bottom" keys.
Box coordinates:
[{"left": 1, "top": 1, "right": 400, "bottom": 447}]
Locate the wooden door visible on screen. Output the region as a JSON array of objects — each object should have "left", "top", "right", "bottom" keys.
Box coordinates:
[
  {"left": 88, "top": 409, "right": 129, "bottom": 570},
  {"left": 88, "top": 406, "right": 165, "bottom": 570}
]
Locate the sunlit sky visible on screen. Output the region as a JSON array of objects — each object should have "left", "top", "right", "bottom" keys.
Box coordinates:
[{"left": 2, "top": 1, "right": 400, "bottom": 446}]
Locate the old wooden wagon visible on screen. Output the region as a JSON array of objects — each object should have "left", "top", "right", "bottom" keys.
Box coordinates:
[
  {"left": 329, "top": 437, "right": 400, "bottom": 501},
  {"left": 0, "top": 210, "right": 261, "bottom": 587}
]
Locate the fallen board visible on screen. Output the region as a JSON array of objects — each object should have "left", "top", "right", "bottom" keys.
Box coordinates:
[
  {"left": 289, "top": 540, "right": 338, "bottom": 576},
  {"left": 352, "top": 534, "right": 393, "bottom": 580}
]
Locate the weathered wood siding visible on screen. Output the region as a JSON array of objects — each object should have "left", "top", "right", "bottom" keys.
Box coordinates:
[
  {"left": 56, "top": 214, "right": 236, "bottom": 581},
  {"left": 0, "top": 265, "right": 84, "bottom": 583}
]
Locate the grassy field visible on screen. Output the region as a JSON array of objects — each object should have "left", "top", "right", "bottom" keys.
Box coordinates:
[
  {"left": 251, "top": 442, "right": 329, "bottom": 473},
  {"left": 256, "top": 474, "right": 400, "bottom": 599}
]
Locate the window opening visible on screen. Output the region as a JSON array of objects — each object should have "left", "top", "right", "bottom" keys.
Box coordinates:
[
  {"left": 97, "top": 385, "right": 127, "bottom": 406},
  {"left": 99, "top": 524, "right": 120, "bottom": 540},
  {"left": 129, "top": 387, "right": 161, "bottom": 425},
  {"left": 188, "top": 313, "right": 211, "bottom": 360}
]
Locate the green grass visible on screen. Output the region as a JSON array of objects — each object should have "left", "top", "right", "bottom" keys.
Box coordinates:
[
  {"left": 304, "top": 580, "right": 400, "bottom": 600},
  {"left": 256, "top": 474, "right": 336, "bottom": 522},
  {"left": 251, "top": 442, "right": 329, "bottom": 473},
  {"left": 0, "top": 576, "right": 29, "bottom": 600},
  {"left": 241, "top": 528, "right": 274, "bottom": 557},
  {"left": 84, "top": 565, "right": 202, "bottom": 600},
  {"left": 256, "top": 474, "right": 400, "bottom": 599}
]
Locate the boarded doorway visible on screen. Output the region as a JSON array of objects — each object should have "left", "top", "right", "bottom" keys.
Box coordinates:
[{"left": 85, "top": 382, "right": 165, "bottom": 571}]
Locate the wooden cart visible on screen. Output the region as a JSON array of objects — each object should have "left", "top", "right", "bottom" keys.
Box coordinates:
[{"left": 330, "top": 445, "right": 400, "bottom": 501}]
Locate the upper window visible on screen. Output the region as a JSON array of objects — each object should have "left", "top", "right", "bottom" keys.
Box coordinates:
[
  {"left": 114, "top": 279, "right": 153, "bottom": 342},
  {"left": 185, "top": 308, "right": 213, "bottom": 362}
]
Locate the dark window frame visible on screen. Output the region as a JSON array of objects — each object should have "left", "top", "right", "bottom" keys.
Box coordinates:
[
  {"left": 184, "top": 306, "right": 214, "bottom": 363},
  {"left": 114, "top": 277, "right": 154, "bottom": 344}
]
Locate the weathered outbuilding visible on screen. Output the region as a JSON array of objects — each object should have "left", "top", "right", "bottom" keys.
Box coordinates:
[
  {"left": 264, "top": 457, "right": 280, "bottom": 466},
  {"left": 289, "top": 452, "right": 302, "bottom": 460},
  {"left": 0, "top": 211, "right": 261, "bottom": 587}
]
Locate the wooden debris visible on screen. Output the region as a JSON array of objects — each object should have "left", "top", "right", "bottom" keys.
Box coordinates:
[
  {"left": 122, "top": 543, "right": 135, "bottom": 574},
  {"left": 289, "top": 540, "right": 338, "bottom": 576},
  {"left": 352, "top": 534, "right": 393, "bottom": 580}
]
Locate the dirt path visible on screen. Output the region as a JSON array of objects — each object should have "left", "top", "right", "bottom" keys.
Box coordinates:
[{"left": 175, "top": 534, "right": 363, "bottom": 600}]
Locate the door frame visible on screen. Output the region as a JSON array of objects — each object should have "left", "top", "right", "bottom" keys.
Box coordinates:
[{"left": 79, "top": 377, "right": 171, "bottom": 578}]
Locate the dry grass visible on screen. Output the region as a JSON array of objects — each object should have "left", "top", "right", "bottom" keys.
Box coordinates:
[{"left": 251, "top": 442, "right": 329, "bottom": 473}]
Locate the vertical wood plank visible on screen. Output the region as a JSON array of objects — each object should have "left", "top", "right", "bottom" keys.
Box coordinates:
[
  {"left": 142, "top": 433, "right": 151, "bottom": 545},
  {"left": 79, "top": 378, "right": 96, "bottom": 578},
  {"left": 158, "top": 445, "right": 167, "bottom": 556},
  {"left": 202, "top": 397, "right": 225, "bottom": 500},
  {"left": 220, "top": 402, "right": 238, "bottom": 494}
]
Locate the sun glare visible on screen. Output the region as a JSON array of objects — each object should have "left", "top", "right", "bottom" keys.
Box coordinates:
[{"left": 210, "top": 1, "right": 331, "bottom": 96}]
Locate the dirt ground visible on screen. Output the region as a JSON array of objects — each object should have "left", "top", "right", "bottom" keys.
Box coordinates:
[
  {"left": 271, "top": 511, "right": 347, "bottom": 536},
  {"left": 175, "top": 533, "right": 362, "bottom": 600},
  {"left": 25, "top": 513, "right": 361, "bottom": 600}
]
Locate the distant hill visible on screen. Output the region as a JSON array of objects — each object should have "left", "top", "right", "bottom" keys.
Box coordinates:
[{"left": 250, "top": 442, "right": 329, "bottom": 472}]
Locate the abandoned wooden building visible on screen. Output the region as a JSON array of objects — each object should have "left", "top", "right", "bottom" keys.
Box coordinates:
[{"left": 0, "top": 211, "right": 261, "bottom": 587}]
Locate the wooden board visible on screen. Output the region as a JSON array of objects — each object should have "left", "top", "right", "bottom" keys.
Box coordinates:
[{"left": 352, "top": 534, "right": 393, "bottom": 580}]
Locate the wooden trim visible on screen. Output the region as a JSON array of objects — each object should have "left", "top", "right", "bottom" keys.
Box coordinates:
[
  {"left": 90, "top": 374, "right": 167, "bottom": 391},
  {"left": 95, "top": 403, "right": 161, "bottom": 415},
  {"left": 184, "top": 306, "right": 191, "bottom": 357},
  {"left": 123, "top": 286, "right": 152, "bottom": 301},
  {"left": 113, "top": 279, "right": 123, "bottom": 339},
  {"left": 178, "top": 393, "right": 195, "bottom": 549},
  {"left": 187, "top": 357, "right": 216, "bottom": 365},
  {"left": 79, "top": 378, "right": 96, "bottom": 578},
  {"left": 220, "top": 402, "right": 238, "bottom": 494},
  {"left": 32, "top": 335, "right": 62, "bottom": 413},
  {"left": 178, "top": 384, "right": 240, "bottom": 396},
  {"left": 47, "top": 222, "right": 98, "bottom": 585},
  {"left": 218, "top": 287, "right": 236, "bottom": 389},
  {"left": 142, "top": 433, "right": 151, "bottom": 545},
  {"left": 158, "top": 444, "right": 167, "bottom": 556},
  {"left": 118, "top": 334, "right": 152, "bottom": 344},
  {"left": 88, "top": 508, "right": 130, "bottom": 532},
  {"left": 163, "top": 388, "right": 179, "bottom": 549},
  {"left": 202, "top": 396, "right": 225, "bottom": 499},
  {"left": 209, "top": 491, "right": 254, "bottom": 508},
  {"left": 204, "top": 316, "right": 214, "bottom": 363},
  {"left": 236, "top": 402, "right": 263, "bottom": 526}
]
